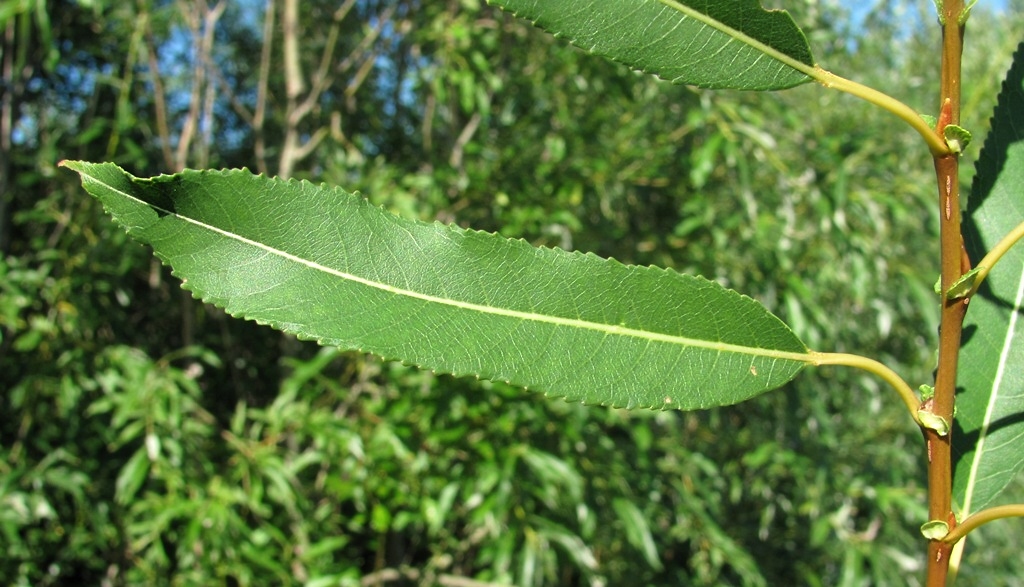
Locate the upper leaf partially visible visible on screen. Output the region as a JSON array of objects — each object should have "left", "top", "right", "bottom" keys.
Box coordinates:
[
  {"left": 954, "top": 42, "right": 1024, "bottom": 516},
  {"left": 62, "top": 161, "right": 812, "bottom": 411},
  {"left": 486, "top": 0, "right": 815, "bottom": 90}
]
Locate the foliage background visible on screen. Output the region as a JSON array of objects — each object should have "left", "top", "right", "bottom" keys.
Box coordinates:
[{"left": 1, "top": 0, "right": 1022, "bottom": 585}]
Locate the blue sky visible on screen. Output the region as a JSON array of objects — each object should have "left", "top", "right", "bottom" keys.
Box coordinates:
[
  {"left": 846, "top": 0, "right": 1010, "bottom": 27},
  {"left": 840, "top": 0, "right": 1012, "bottom": 47}
]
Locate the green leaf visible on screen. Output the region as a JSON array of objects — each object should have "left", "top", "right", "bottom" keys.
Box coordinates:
[
  {"left": 954, "top": 42, "right": 1024, "bottom": 516},
  {"left": 486, "top": 0, "right": 814, "bottom": 91},
  {"left": 612, "top": 498, "right": 662, "bottom": 570},
  {"left": 61, "top": 160, "right": 811, "bottom": 411},
  {"left": 115, "top": 448, "right": 151, "bottom": 505},
  {"left": 943, "top": 124, "right": 973, "bottom": 155},
  {"left": 958, "top": 0, "right": 980, "bottom": 25},
  {"left": 920, "top": 384, "right": 935, "bottom": 401}
]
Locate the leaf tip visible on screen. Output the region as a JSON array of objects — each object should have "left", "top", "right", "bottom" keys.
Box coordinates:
[{"left": 58, "top": 159, "right": 89, "bottom": 175}]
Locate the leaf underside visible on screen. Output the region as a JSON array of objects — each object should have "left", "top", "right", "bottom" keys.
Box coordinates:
[
  {"left": 63, "top": 161, "right": 811, "bottom": 411},
  {"left": 486, "top": 0, "right": 814, "bottom": 90},
  {"left": 954, "top": 41, "right": 1024, "bottom": 516}
]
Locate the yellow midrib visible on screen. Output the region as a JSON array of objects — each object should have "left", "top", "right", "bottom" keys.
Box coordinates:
[{"left": 81, "top": 165, "right": 814, "bottom": 365}]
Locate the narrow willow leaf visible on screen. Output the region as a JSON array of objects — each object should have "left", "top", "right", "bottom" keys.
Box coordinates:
[
  {"left": 62, "top": 160, "right": 811, "bottom": 411},
  {"left": 954, "top": 42, "right": 1024, "bottom": 516},
  {"left": 612, "top": 498, "right": 662, "bottom": 570},
  {"left": 486, "top": 0, "right": 814, "bottom": 90}
]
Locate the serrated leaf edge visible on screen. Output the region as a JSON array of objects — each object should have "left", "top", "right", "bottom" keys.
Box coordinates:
[
  {"left": 68, "top": 162, "right": 814, "bottom": 370},
  {"left": 488, "top": 0, "right": 815, "bottom": 89},
  {"left": 959, "top": 264, "right": 1024, "bottom": 515},
  {"left": 656, "top": 0, "right": 815, "bottom": 73}
]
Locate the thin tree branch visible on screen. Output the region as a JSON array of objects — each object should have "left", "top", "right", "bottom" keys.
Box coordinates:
[
  {"left": 299, "top": 0, "right": 357, "bottom": 116},
  {"left": 144, "top": 13, "right": 175, "bottom": 170},
  {"left": 105, "top": 5, "right": 147, "bottom": 160},
  {"left": 278, "top": 0, "right": 301, "bottom": 177},
  {"left": 198, "top": 62, "right": 217, "bottom": 168},
  {"left": 340, "top": 6, "right": 396, "bottom": 97},
  {"left": 253, "top": 0, "right": 275, "bottom": 175},
  {"left": 449, "top": 112, "right": 482, "bottom": 170},
  {"left": 282, "top": 0, "right": 303, "bottom": 99},
  {"left": 292, "top": 127, "right": 329, "bottom": 161},
  {"left": 279, "top": 1, "right": 389, "bottom": 177},
  {"left": 927, "top": 1, "right": 967, "bottom": 585},
  {"left": 173, "top": 0, "right": 204, "bottom": 170},
  {"left": 205, "top": 63, "right": 254, "bottom": 125}
]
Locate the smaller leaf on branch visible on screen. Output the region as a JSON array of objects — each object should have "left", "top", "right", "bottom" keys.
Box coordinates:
[
  {"left": 487, "top": 0, "right": 815, "bottom": 91},
  {"left": 943, "top": 124, "right": 972, "bottom": 154}
]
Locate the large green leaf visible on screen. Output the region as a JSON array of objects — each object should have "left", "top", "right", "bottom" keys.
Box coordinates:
[
  {"left": 62, "top": 160, "right": 811, "bottom": 411},
  {"left": 486, "top": 0, "right": 814, "bottom": 90},
  {"left": 954, "top": 42, "right": 1024, "bottom": 516}
]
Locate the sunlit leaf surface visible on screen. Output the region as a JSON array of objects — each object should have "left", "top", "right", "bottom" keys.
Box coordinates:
[
  {"left": 955, "top": 42, "right": 1024, "bottom": 515},
  {"left": 63, "top": 161, "right": 812, "bottom": 411},
  {"left": 487, "top": 0, "right": 815, "bottom": 90}
]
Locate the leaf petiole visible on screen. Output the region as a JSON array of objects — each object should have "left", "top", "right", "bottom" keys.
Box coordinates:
[
  {"left": 810, "top": 351, "right": 922, "bottom": 425},
  {"left": 814, "top": 70, "right": 952, "bottom": 157},
  {"left": 942, "top": 504, "right": 1024, "bottom": 544}
]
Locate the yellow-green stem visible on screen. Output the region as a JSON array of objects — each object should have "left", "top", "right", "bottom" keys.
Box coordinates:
[
  {"left": 810, "top": 351, "right": 921, "bottom": 425},
  {"left": 816, "top": 70, "right": 951, "bottom": 157},
  {"left": 969, "top": 219, "right": 1024, "bottom": 295},
  {"left": 943, "top": 504, "right": 1024, "bottom": 544}
]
